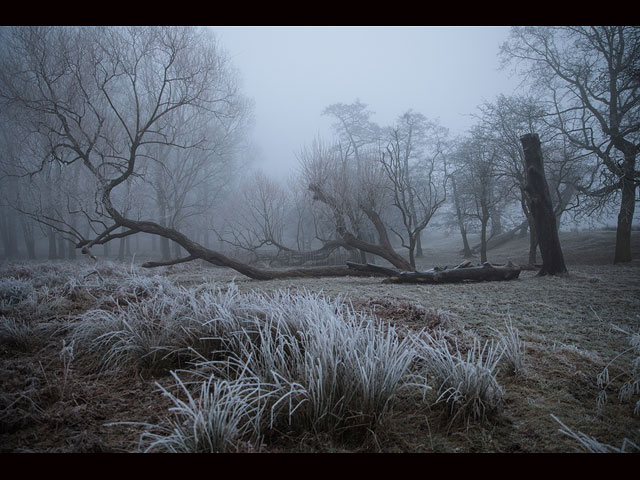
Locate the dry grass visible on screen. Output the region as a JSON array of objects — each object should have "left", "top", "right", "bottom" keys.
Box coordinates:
[{"left": 1, "top": 230, "right": 639, "bottom": 452}]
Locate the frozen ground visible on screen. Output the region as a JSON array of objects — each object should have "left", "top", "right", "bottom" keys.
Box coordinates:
[{"left": 1, "top": 231, "right": 639, "bottom": 452}]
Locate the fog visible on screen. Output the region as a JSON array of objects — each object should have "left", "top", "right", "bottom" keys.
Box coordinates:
[
  {"left": 211, "top": 26, "right": 520, "bottom": 177},
  {"left": 2, "top": 26, "right": 639, "bottom": 455},
  {"left": 0, "top": 26, "right": 636, "bottom": 266}
]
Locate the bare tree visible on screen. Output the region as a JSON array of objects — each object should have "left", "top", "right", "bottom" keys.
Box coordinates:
[
  {"left": 380, "top": 111, "right": 449, "bottom": 269},
  {"left": 0, "top": 27, "right": 387, "bottom": 280},
  {"left": 475, "top": 94, "right": 588, "bottom": 264},
  {"left": 448, "top": 139, "right": 477, "bottom": 259},
  {"left": 216, "top": 171, "right": 289, "bottom": 260},
  {"left": 0, "top": 27, "right": 259, "bottom": 272},
  {"left": 322, "top": 99, "right": 382, "bottom": 167},
  {"left": 453, "top": 131, "right": 509, "bottom": 264},
  {"left": 322, "top": 100, "right": 383, "bottom": 262},
  {"left": 300, "top": 138, "right": 412, "bottom": 270},
  {"left": 217, "top": 170, "right": 351, "bottom": 267},
  {"left": 501, "top": 26, "right": 640, "bottom": 263}
]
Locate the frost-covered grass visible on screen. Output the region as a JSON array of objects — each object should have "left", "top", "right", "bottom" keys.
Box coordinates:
[
  {"left": 78, "top": 283, "right": 423, "bottom": 445},
  {"left": 493, "top": 318, "right": 525, "bottom": 375},
  {"left": 595, "top": 314, "right": 640, "bottom": 415},
  {"left": 551, "top": 415, "right": 640, "bottom": 453},
  {"left": 72, "top": 300, "right": 175, "bottom": 373},
  {"left": 138, "top": 372, "right": 274, "bottom": 453},
  {"left": 413, "top": 330, "right": 504, "bottom": 426},
  {"left": 0, "top": 260, "right": 181, "bottom": 322},
  {"left": 0, "top": 316, "right": 40, "bottom": 351},
  {"left": 0, "top": 276, "right": 34, "bottom": 307},
  {"left": 207, "top": 289, "right": 420, "bottom": 435},
  {"left": 2, "top": 243, "right": 639, "bottom": 452}
]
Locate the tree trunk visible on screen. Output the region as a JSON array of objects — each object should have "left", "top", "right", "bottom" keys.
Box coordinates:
[
  {"left": 415, "top": 224, "right": 424, "bottom": 258},
  {"left": 57, "top": 233, "right": 67, "bottom": 260},
  {"left": 0, "top": 207, "right": 19, "bottom": 258},
  {"left": 554, "top": 182, "right": 577, "bottom": 230},
  {"left": 490, "top": 207, "right": 502, "bottom": 237},
  {"left": 521, "top": 133, "right": 567, "bottom": 276},
  {"left": 459, "top": 226, "right": 472, "bottom": 258},
  {"left": 20, "top": 216, "right": 36, "bottom": 259},
  {"left": 528, "top": 218, "right": 538, "bottom": 266},
  {"left": 347, "top": 260, "right": 521, "bottom": 284},
  {"left": 452, "top": 177, "right": 473, "bottom": 258},
  {"left": 48, "top": 226, "right": 58, "bottom": 260},
  {"left": 68, "top": 237, "right": 76, "bottom": 260},
  {"left": 173, "top": 240, "right": 182, "bottom": 259},
  {"left": 118, "top": 227, "right": 126, "bottom": 261},
  {"left": 408, "top": 236, "right": 417, "bottom": 270},
  {"left": 480, "top": 203, "right": 489, "bottom": 264},
  {"left": 309, "top": 183, "right": 411, "bottom": 271},
  {"left": 614, "top": 152, "right": 636, "bottom": 263}
]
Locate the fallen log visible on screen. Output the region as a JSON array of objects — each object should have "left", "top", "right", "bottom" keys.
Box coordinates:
[{"left": 346, "top": 260, "right": 521, "bottom": 284}]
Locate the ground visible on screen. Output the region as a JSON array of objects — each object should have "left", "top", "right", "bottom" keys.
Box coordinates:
[{"left": 1, "top": 230, "right": 639, "bottom": 453}]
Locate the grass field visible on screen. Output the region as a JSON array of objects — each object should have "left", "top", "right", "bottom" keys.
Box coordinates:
[{"left": 1, "top": 230, "right": 639, "bottom": 453}]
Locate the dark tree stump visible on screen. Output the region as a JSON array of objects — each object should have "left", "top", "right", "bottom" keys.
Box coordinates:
[{"left": 520, "top": 133, "right": 567, "bottom": 276}]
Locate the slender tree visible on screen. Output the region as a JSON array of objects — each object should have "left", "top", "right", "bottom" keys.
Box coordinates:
[
  {"left": 453, "top": 132, "right": 509, "bottom": 264},
  {"left": 381, "top": 111, "right": 448, "bottom": 268}
]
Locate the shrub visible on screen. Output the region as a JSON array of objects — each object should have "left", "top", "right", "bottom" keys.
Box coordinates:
[
  {"left": 72, "top": 280, "right": 426, "bottom": 443},
  {"left": 413, "top": 330, "right": 504, "bottom": 426},
  {"left": 0, "top": 277, "right": 34, "bottom": 309},
  {"left": 71, "top": 288, "right": 197, "bottom": 373}
]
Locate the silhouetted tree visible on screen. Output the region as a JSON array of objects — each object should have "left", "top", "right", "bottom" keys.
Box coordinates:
[
  {"left": 501, "top": 26, "right": 640, "bottom": 263},
  {"left": 521, "top": 133, "right": 567, "bottom": 275}
]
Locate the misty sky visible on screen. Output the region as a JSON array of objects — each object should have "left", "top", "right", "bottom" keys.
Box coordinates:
[{"left": 209, "top": 26, "right": 521, "bottom": 178}]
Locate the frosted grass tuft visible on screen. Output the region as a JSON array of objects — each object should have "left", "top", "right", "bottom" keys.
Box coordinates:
[
  {"left": 413, "top": 330, "right": 504, "bottom": 425},
  {"left": 551, "top": 414, "right": 639, "bottom": 453}
]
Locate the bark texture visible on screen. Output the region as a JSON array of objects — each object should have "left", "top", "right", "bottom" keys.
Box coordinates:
[
  {"left": 520, "top": 133, "right": 567, "bottom": 276},
  {"left": 346, "top": 260, "right": 521, "bottom": 284}
]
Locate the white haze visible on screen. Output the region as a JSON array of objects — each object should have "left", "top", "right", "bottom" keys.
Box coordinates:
[{"left": 210, "top": 26, "right": 521, "bottom": 178}]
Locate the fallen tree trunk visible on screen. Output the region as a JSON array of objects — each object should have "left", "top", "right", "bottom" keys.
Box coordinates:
[
  {"left": 345, "top": 261, "right": 401, "bottom": 277},
  {"left": 347, "top": 260, "right": 521, "bottom": 284},
  {"left": 264, "top": 240, "right": 354, "bottom": 267}
]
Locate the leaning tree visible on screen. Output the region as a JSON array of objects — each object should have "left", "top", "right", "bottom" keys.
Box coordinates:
[
  {"left": 0, "top": 26, "right": 264, "bottom": 277},
  {"left": 474, "top": 94, "right": 588, "bottom": 264},
  {"left": 0, "top": 26, "right": 390, "bottom": 280}
]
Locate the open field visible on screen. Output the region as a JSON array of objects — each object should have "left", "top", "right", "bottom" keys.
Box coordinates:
[{"left": 1, "top": 230, "right": 639, "bottom": 453}]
